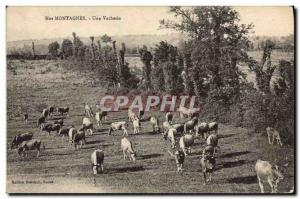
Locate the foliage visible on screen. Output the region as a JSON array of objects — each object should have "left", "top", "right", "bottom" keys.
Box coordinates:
[
  {"left": 101, "top": 34, "right": 112, "bottom": 44},
  {"left": 61, "top": 39, "right": 73, "bottom": 58},
  {"left": 139, "top": 47, "right": 153, "bottom": 90},
  {"left": 48, "top": 41, "right": 60, "bottom": 57}
]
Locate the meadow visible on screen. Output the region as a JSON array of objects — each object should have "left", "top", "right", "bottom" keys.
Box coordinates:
[{"left": 6, "top": 58, "right": 294, "bottom": 193}]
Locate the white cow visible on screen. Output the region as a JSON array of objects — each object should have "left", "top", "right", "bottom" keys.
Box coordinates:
[
  {"left": 109, "top": 121, "right": 128, "bottom": 136},
  {"left": 95, "top": 111, "right": 107, "bottom": 126},
  {"left": 84, "top": 103, "right": 94, "bottom": 117},
  {"left": 165, "top": 128, "right": 178, "bottom": 148},
  {"left": 255, "top": 159, "right": 284, "bottom": 193},
  {"left": 179, "top": 134, "right": 194, "bottom": 156},
  {"left": 121, "top": 137, "right": 136, "bottom": 161},
  {"left": 68, "top": 127, "right": 77, "bottom": 144},
  {"left": 82, "top": 117, "right": 93, "bottom": 136},
  {"left": 132, "top": 118, "right": 140, "bottom": 134},
  {"left": 128, "top": 109, "right": 138, "bottom": 122},
  {"left": 91, "top": 149, "right": 104, "bottom": 174},
  {"left": 266, "top": 127, "right": 283, "bottom": 146},
  {"left": 206, "top": 134, "right": 219, "bottom": 154},
  {"left": 150, "top": 116, "right": 161, "bottom": 133},
  {"left": 163, "top": 121, "right": 172, "bottom": 135}
]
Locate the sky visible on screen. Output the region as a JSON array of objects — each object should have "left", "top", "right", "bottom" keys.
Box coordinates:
[{"left": 6, "top": 6, "right": 294, "bottom": 41}]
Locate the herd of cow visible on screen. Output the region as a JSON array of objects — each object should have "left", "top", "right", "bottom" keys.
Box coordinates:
[{"left": 9, "top": 103, "right": 286, "bottom": 193}]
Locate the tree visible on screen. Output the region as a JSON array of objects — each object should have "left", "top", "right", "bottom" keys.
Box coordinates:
[
  {"left": 151, "top": 41, "right": 183, "bottom": 94},
  {"left": 72, "top": 32, "right": 83, "bottom": 58},
  {"left": 61, "top": 39, "right": 73, "bottom": 58},
  {"left": 48, "top": 41, "right": 60, "bottom": 57},
  {"left": 101, "top": 34, "right": 112, "bottom": 44},
  {"left": 139, "top": 47, "right": 153, "bottom": 90},
  {"left": 160, "top": 6, "right": 252, "bottom": 120},
  {"left": 247, "top": 40, "right": 276, "bottom": 94}
]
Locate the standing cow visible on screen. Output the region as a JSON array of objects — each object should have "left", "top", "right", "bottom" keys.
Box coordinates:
[
  {"left": 168, "top": 149, "right": 185, "bottom": 173},
  {"left": 179, "top": 134, "right": 194, "bottom": 156},
  {"left": 10, "top": 132, "right": 33, "bottom": 149},
  {"left": 41, "top": 108, "right": 49, "bottom": 120},
  {"left": 73, "top": 131, "right": 86, "bottom": 150},
  {"left": 121, "top": 137, "right": 136, "bottom": 161},
  {"left": 200, "top": 149, "right": 216, "bottom": 185},
  {"left": 91, "top": 149, "right": 105, "bottom": 174},
  {"left": 57, "top": 107, "right": 69, "bottom": 116},
  {"left": 108, "top": 121, "right": 128, "bottom": 136},
  {"left": 23, "top": 113, "right": 28, "bottom": 124},
  {"left": 17, "top": 139, "right": 44, "bottom": 158},
  {"left": 255, "top": 159, "right": 284, "bottom": 193},
  {"left": 132, "top": 118, "right": 140, "bottom": 134},
  {"left": 150, "top": 116, "right": 161, "bottom": 133},
  {"left": 84, "top": 103, "right": 94, "bottom": 118},
  {"left": 165, "top": 112, "right": 173, "bottom": 124},
  {"left": 266, "top": 127, "right": 283, "bottom": 146},
  {"left": 82, "top": 117, "right": 94, "bottom": 136},
  {"left": 184, "top": 117, "right": 198, "bottom": 133}
]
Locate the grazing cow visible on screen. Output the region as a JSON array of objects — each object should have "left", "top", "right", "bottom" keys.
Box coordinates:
[
  {"left": 41, "top": 123, "right": 61, "bottom": 135},
  {"left": 128, "top": 109, "right": 138, "bottom": 122},
  {"left": 132, "top": 118, "right": 140, "bottom": 134},
  {"left": 200, "top": 152, "right": 216, "bottom": 185},
  {"left": 184, "top": 117, "right": 198, "bottom": 133},
  {"left": 84, "top": 103, "right": 94, "bottom": 117},
  {"left": 57, "top": 107, "right": 69, "bottom": 116},
  {"left": 138, "top": 110, "right": 144, "bottom": 120},
  {"left": 23, "top": 113, "right": 28, "bottom": 124},
  {"left": 206, "top": 134, "right": 219, "bottom": 154},
  {"left": 10, "top": 132, "right": 33, "bottom": 149},
  {"left": 101, "top": 110, "right": 108, "bottom": 120},
  {"left": 58, "top": 126, "right": 70, "bottom": 139},
  {"left": 37, "top": 116, "right": 46, "bottom": 128},
  {"left": 172, "top": 123, "right": 185, "bottom": 135},
  {"left": 49, "top": 106, "right": 55, "bottom": 117},
  {"left": 168, "top": 149, "right": 185, "bottom": 173},
  {"left": 164, "top": 128, "right": 178, "bottom": 148},
  {"left": 195, "top": 122, "right": 209, "bottom": 138},
  {"left": 121, "top": 137, "right": 136, "bottom": 161},
  {"left": 91, "top": 149, "right": 104, "bottom": 174},
  {"left": 18, "top": 139, "right": 44, "bottom": 158},
  {"left": 108, "top": 121, "right": 128, "bottom": 136},
  {"left": 179, "top": 134, "right": 194, "bottom": 156},
  {"left": 255, "top": 159, "right": 284, "bottom": 193},
  {"left": 163, "top": 121, "right": 172, "bottom": 135},
  {"left": 68, "top": 127, "right": 77, "bottom": 144},
  {"left": 266, "top": 127, "right": 283, "bottom": 146},
  {"left": 208, "top": 122, "right": 218, "bottom": 134},
  {"left": 82, "top": 117, "right": 94, "bottom": 136},
  {"left": 41, "top": 108, "right": 49, "bottom": 119},
  {"left": 53, "top": 119, "right": 64, "bottom": 126},
  {"left": 95, "top": 111, "right": 107, "bottom": 126},
  {"left": 178, "top": 106, "right": 195, "bottom": 118},
  {"left": 150, "top": 116, "right": 161, "bottom": 133},
  {"left": 165, "top": 112, "right": 173, "bottom": 124},
  {"left": 73, "top": 131, "right": 86, "bottom": 150}
]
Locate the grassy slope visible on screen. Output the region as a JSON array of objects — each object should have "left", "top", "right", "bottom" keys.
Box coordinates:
[{"left": 6, "top": 60, "right": 294, "bottom": 193}]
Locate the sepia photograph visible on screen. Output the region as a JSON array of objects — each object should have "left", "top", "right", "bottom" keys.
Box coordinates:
[{"left": 6, "top": 6, "right": 295, "bottom": 194}]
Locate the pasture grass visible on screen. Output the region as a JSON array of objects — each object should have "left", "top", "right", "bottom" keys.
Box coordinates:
[{"left": 6, "top": 59, "right": 294, "bottom": 193}]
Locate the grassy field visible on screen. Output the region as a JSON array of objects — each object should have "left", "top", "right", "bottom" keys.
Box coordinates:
[{"left": 6, "top": 59, "right": 294, "bottom": 193}]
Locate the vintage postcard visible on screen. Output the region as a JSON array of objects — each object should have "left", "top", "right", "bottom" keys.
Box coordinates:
[{"left": 6, "top": 6, "right": 295, "bottom": 194}]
